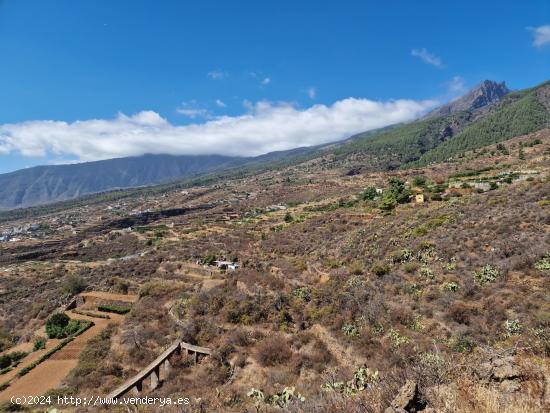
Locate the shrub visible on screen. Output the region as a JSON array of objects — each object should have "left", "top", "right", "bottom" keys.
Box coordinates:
[
  {"left": 63, "top": 274, "right": 87, "bottom": 295},
  {"left": 504, "top": 319, "right": 522, "bottom": 337},
  {"left": 445, "top": 262, "right": 457, "bottom": 270},
  {"left": 473, "top": 264, "right": 500, "bottom": 285},
  {"left": 46, "top": 313, "right": 70, "bottom": 339},
  {"left": 442, "top": 282, "right": 459, "bottom": 292},
  {"left": 349, "top": 261, "right": 364, "bottom": 275},
  {"left": 9, "top": 352, "right": 28, "bottom": 363},
  {"left": 33, "top": 336, "right": 47, "bottom": 351},
  {"left": 360, "top": 186, "right": 378, "bottom": 201},
  {"left": 403, "top": 262, "right": 418, "bottom": 273},
  {"left": 292, "top": 259, "right": 307, "bottom": 272},
  {"left": 65, "top": 319, "right": 83, "bottom": 336},
  {"left": 390, "top": 248, "right": 413, "bottom": 263},
  {"left": 254, "top": 336, "right": 292, "bottom": 367},
  {"left": 203, "top": 254, "right": 217, "bottom": 265},
  {"left": 534, "top": 254, "right": 550, "bottom": 271},
  {"left": 45, "top": 314, "right": 88, "bottom": 339},
  {"left": 97, "top": 305, "right": 131, "bottom": 314},
  {"left": 248, "top": 386, "right": 305, "bottom": 407},
  {"left": 412, "top": 176, "right": 427, "bottom": 187},
  {"left": 114, "top": 279, "right": 130, "bottom": 294},
  {"left": 371, "top": 262, "right": 390, "bottom": 276},
  {"left": 293, "top": 287, "right": 311, "bottom": 301},
  {"left": 72, "top": 309, "right": 110, "bottom": 319},
  {"left": 496, "top": 143, "right": 509, "bottom": 154},
  {"left": 321, "top": 366, "right": 379, "bottom": 395},
  {"left": 342, "top": 324, "right": 360, "bottom": 337},
  {"left": 278, "top": 309, "right": 293, "bottom": 329},
  {"left": 448, "top": 301, "right": 477, "bottom": 325},
  {"left": 18, "top": 366, "right": 33, "bottom": 376},
  {"left": 452, "top": 335, "right": 476, "bottom": 353},
  {"left": 403, "top": 283, "right": 422, "bottom": 296},
  {"left": 0, "top": 355, "right": 11, "bottom": 369},
  {"left": 432, "top": 183, "right": 448, "bottom": 193},
  {"left": 389, "top": 329, "right": 409, "bottom": 347},
  {"left": 138, "top": 281, "right": 173, "bottom": 298},
  {"left": 379, "top": 194, "right": 398, "bottom": 211},
  {"left": 418, "top": 240, "right": 435, "bottom": 250},
  {"left": 0, "top": 329, "right": 16, "bottom": 353},
  {"left": 420, "top": 267, "right": 434, "bottom": 279},
  {"left": 284, "top": 212, "right": 294, "bottom": 223}
]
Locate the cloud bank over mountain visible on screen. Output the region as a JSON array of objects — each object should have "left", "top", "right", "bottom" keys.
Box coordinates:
[{"left": 0, "top": 98, "right": 436, "bottom": 162}]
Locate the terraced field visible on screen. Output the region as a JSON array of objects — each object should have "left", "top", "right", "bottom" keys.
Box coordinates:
[{"left": 0, "top": 292, "right": 136, "bottom": 402}]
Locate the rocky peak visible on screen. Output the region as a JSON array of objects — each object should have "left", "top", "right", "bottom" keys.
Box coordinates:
[
  {"left": 469, "top": 80, "right": 510, "bottom": 109},
  {"left": 426, "top": 80, "right": 510, "bottom": 118}
]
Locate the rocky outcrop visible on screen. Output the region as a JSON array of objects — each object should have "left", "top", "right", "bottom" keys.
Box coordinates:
[
  {"left": 426, "top": 80, "right": 510, "bottom": 119},
  {"left": 385, "top": 380, "right": 431, "bottom": 413},
  {"left": 476, "top": 355, "right": 523, "bottom": 392}
]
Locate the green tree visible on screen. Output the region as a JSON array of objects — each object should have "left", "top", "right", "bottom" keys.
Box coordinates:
[
  {"left": 412, "top": 175, "right": 427, "bottom": 187},
  {"left": 46, "top": 313, "right": 70, "bottom": 339},
  {"left": 379, "top": 178, "right": 410, "bottom": 211},
  {"left": 360, "top": 186, "right": 378, "bottom": 201},
  {"left": 379, "top": 193, "right": 398, "bottom": 211},
  {"left": 388, "top": 178, "right": 411, "bottom": 204}
]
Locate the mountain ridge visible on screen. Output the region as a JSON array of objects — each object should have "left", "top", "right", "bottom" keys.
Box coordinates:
[
  {"left": 425, "top": 79, "right": 510, "bottom": 119},
  {"left": 1, "top": 78, "right": 548, "bottom": 210}
]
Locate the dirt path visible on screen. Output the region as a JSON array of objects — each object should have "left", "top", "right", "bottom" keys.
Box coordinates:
[
  {"left": 173, "top": 266, "right": 225, "bottom": 292},
  {"left": 309, "top": 324, "right": 366, "bottom": 368},
  {"left": 80, "top": 291, "right": 138, "bottom": 303}
]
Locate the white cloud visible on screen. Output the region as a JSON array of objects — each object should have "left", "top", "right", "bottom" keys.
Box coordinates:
[
  {"left": 0, "top": 98, "right": 437, "bottom": 161},
  {"left": 529, "top": 25, "right": 550, "bottom": 47},
  {"left": 446, "top": 76, "right": 466, "bottom": 95},
  {"left": 176, "top": 108, "right": 211, "bottom": 119},
  {"left": 215, "top": 99, "right": 227, "bottom": 108},
  {"left": 261, "top": 77, "right": 271, "bottom": 85},
  {"left": 176, "top": 101, "right": 212, "bottom": 119},
  {"left": 307, "top": 87, "right": 317, "bottom": 99},
  {"left": 411, "top": 48, "right": 443, "bottom": 67},
  {"left": 207, "top": 70, "right": 228, "bottom": 79}
]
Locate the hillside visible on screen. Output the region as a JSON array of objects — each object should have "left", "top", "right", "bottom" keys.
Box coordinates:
[
  {"left": 0, "top": 147, "right": 326, "bottom": 210},
  {"left": 1, "top": 78, "right": 548, "bottom": 211},
  {"left": 0, "top": 128, "right": 547, "bottom": 412},
  {"left": 326, "top": 79, "right": 550, "bottom": 170},
  {"left": 0, "top": 154, "right": 242, "bottom": 210},
  {"left": 414, "top": 82, "right": 550, "bottom": 166}
]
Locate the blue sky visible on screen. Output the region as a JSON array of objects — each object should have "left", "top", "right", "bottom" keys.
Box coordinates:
[{"left": 0, "top": 0, "right": 549, "bottom": 173}]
